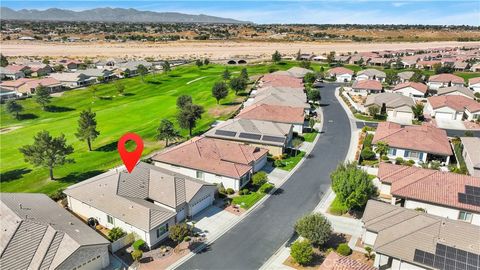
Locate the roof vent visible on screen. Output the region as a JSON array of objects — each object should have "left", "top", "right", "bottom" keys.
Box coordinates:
[
  {"left": 19, "top": 203, "right": 22, "bottom": 209},
  {"left": 69, "top": 221, "right": 73, "bottom": 225}
]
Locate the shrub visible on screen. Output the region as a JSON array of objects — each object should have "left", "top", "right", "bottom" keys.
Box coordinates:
[
  {"left": 363, "top": 133, "right": 374, "bottom": 148},
  {"left": 132, "top": 239, "right": 146, "bottom": 250},
  {"left": 108, "top": 227, "right": 126, "bottom": 241},
  {"left": 49, "top": 188, "right": 66, "bottom": 201},
  {"left": 240, "top": 188, "right": 250, "bottom": 195},
  {"left": 184, "top": 236, "right": 191, "bottom": 242},
  {"left": 290, "top": 240, "right": 314, "bottom": 266},
  {"left": 381, "top": 155, "right": 389, "bottom": 161},
  {"left": 131, "top": 250, "right": 143, "bottom": 261},
  {"left": 274, "top": 159, "right": 285, "bottom": 167},
  {"left": 294, "top": 213, "right": 332, "bottom": 246},
  {"left": 259, "top": 183, "right": 275, "bottom": 194},
  {"left": 360, "top": 147, "right": 376, "bottom": 160},
  {"left": 225, "top": 188, "right": 235, "bottom": 195},
  {"left": 336, "top": 243, "right": 352, "bottom": 256},
  {"left": 252, "top": 171, "right": 268, "bottom": 186},
  {"left": 406, "top": 160, "right": 415, "bottom": 166},
  {"left": 329, "top": 197, "right": 348, "bottom": 216},
  {"left": 395, "top": 157, "right": 404, "bottom": 165},
  {"left": 169, "top": 223, "right": 190, "bottom": 244}
]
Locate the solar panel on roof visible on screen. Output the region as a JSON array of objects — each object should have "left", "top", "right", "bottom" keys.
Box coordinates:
[
  {"left": 214, "top": 130, "right": 237, "bottom": 137},
  {"left": 239, "top": 133, "right": 262, "bottom": 140},
  {"left": 414, "top": 244, "right": 480, "bottom": 270},
  {"left": 465, "top": 185, "right": 480, "bottom": 196},
  {"left": 262, "top": 135, "right": 285, "bottom": 143}
]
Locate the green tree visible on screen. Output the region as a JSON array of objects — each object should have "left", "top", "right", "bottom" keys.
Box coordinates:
[
  {"left": 385, "top": 71, "right": 399, "bottom": 85},
  {"left": 336, "top": 243, "right": 352, "bottom": 256},
  {"left": 137, "top": 64, "right": 148, "bottom": 82},
  {"left": 75, "top": 108, "right": 100, "bottom": 151},
  {"left": 42, "top": 58, "right": 50, "bottom": 65},
  {"left": 375, "top": 141, "right": 390, "bottom": 158},
  {"left": 309, "top": 118, "right": 316, "bottom": 131},
  {"left": 169, "top": 223, "right": 190, "bottom": 245},
  {"left": 307, "top": 89, "right": 321, "bottom": 103},
  {"left": 115, "top": 81, "right": 125, "bottom": 95},
  {"left": 330, "top": 161, "right": 377, "bottom": 210},
  {"left": 0, "top": 53, "right": 8, "bottom": 67},
  {"left": 177, "top": 103, "right": 205, "bottom": 137},
  {"left": 272, "top": 50, "right": 282, "bottom": 63},
  {"left": 108, "top": 227, "right": 126, "bottom": 241},
  {"left": 96, "top": 76, "right": 105, "bottom": 83},
  {"left": 368, "top": 105, "right": 380, "bottom": 117},
  {"left": 162, "top": 61, "right": 171, "bottom": 73},
  {"left": 176, "top": 95, "right": 192, "bottom": 109},
  {"left": 212, "top": 81, "right": 229, "bottom": 104},
  {"left": 131, "top": 250, "right": 143, "bottom": 261},
  {"left": 299, "top": 60, "right": 311, "bottom": 69},
  {"left": 53, "top": 64, "right": 65, "bottom": 72},
  {"left": 203, "top": 58, "right": 210, "bottom": 65},
  {"left": 361, "top": 147, "right": 376, "bottom": 160},
  {"left": 240, "top": 68, "right": 249, "bottom": 81},
  {"left": 19, "top": 131, "right": 74, "bottom": 180},
  {"left": 291, "top": 137, "right": 303, "bottom": 156},
  {"left": 252, "top": 171, "right": 268, "bottom": 186},
  {"left": 327, "top": 51, "right": 335, "bottom": 64},
  {"left": 157, "top": 119, "right": 181, "bottom": 147},
  {"left": 411, "top": 103, "right": 424, "bottom": 120},
  {"left": 222, "top": 68, "right": 231, "bottom": 81},
  {"left": 304, "top": 72, "right": 316, "bottom": 84},
  {"left": 35, "top": 85, "right": 51, "bottom": 110},
  {"left": 290, "top": 240, "right": 313, "bottom": 266},
  {"left": 229, "top": 77, "right": 247, "bottom": 95},
  {"left": 294, "top": 213, "right": 332, "bottom": 246},
  {"left": 409, "top": 70, "right": 424, "bottom": 82},
  {"left": 195, "top": 59, "right": 203, "bottom": 68},
  {"left": 5, "top": 100, "right": 23, "bottom": 119}
]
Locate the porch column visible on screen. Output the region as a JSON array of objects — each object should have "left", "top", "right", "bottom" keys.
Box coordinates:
[{"left": 445, "top": 155, "right": 450, "bottom": 166}]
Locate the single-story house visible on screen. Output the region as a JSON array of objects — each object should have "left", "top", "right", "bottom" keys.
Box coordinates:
[
  {"left": 65, "top": 162, "right": 217, "bottom": 248},
  {"left": 397, "top": 71, "right": 416, "bottom": 83},
  {"left": 236, "top": 103, "right": 306, "bottom": 134},
  {"left": 437, "top": 85, "right": 475, "bottom": 99},
  {"left": 27, "top": 63, "right": 53, "bottom": 77},
  {"left": 454, "top": 61, "right": 469, "bottom": 71},
  {"left": 365, "top": 93, "right": 414, "bottom": 123},
  {"left": 367, "top": 57, "right": 391, "bottom": 66},
  {"left": 284, "top": 67, "right": 314, "bottom": 78},
  {"left": 376, "top": 163, "right": 480, "bottom": 225},
  {"left": 356, "top": 69, "right": 386, "bottom": 82},
  {"left": 81, "top": 69, "right": 115, "bottom": 81},
  {"left": 246, "top": 91, "right": 311, "bottom": 113},
  {"left": 49, "top": 72, "right": 96, "bottom": 88},
  {"left": 416, "top": 60, "right": 441, "bottom": 70},
  {"left": 57, "top": 60, "right": 83, "bottom": 71},
  {"left": 334, "top": 55, "right": 351, "bottom": 63},
  {"left": 205, "top": 118, "right": 293, "bottom": 156},
  {"left": 0, "top": 77, "right": 63, "bottom": 96},
  {"left": 427, "top": 95, "right": 480, "bottom": 121},
  {"left": 0, "top": 67, "right": 25, "bottom": 80},
  {"left": 461, "top": 137, "right": 480, "bottom": 177},
  {"left": 400, "top": 59, "right": 418, "bottom": 69},
  {"left": 260, "top": 74, "right": 304, "bottom": 88},
  {"left": 469, "top": 77, "right": 480, "bottom": 93},
  {"left": 312, "top": 55, "right": 327, "bottom": 62},
  {"left": 152, "top": 137, "right": 268, "bottom": 191},
  {"left": 0, "top": 87, "right": 17, "bottom": 101},
  {"left": 327, "top": 67, "right": 354, "bottom": 82},
  {"left": 427, "top": 73, "right": 464, "bottom": 90},
  {"left": 351, "top": 79, "right": 383, "bottom": 96},
  {"left": 320, "top": 252, "right": 376, "bottom": 270},
  {"left": 0, "top": 193, "right": 110, "bottom": 270},
  {"left": 362, "top": 200, "right": 480, "bottom": 270},
  {"left": 392, "top": 82, "right": 428, "bottom": 98},
  {"left": 372, "top": 122, "right": 453, "bottom": 165}
]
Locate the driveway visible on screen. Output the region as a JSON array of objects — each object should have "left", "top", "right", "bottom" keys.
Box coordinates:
[
  {"left": 191, "top": 205, "right": 240, "bottom": 240},
  {"left": 177, "top": 83, "right": 352, "bottom": 270},
  {"left": 434, "top": 118, "right": 466, "bottom": 130}
]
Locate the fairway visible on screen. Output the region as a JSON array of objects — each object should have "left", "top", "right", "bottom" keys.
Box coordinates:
[{"left": 0, "top": 62, "right": 318, "bottom": 195}]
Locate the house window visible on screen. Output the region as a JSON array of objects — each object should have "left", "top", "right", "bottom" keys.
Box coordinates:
[
  {"left": 156, "top": 224, "right": 169, "bottom": 238},
  {"left": 196, "top": 171, "right": 204, "bottom": 180},
  {"left": 404, "top": 151, "right": 420, "bottom": 159},
  {"left": 458, "top": 211, "right": 473, "bottom": 222},
  {"left": 388, "top": 148, "right": 397, "bottom": 155},
  {"left": 107, "top": 215, "right": 114, "bottom": 225}
]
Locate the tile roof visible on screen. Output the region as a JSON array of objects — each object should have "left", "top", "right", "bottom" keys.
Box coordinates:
[
  {"left": 236, "top": 103, "right": 305, "bottom": 124},
  {"left": 428, "top": 95, "right": 480, "bottom": 112},
  {"left": 352, "top": 80, "right": 383, "bottom": 91},
  {"left": 469, "top": 77, "right": 480, "bottom": 85},
  {"left": 327, "top": 67, "right": 354, "bottom": 76},
  {"left": 362, "top": 200, "right": 480, "bottom": 268},
  {"left": 260, "top": 74, "right": 304, "bottom": 88},
  {"left": 437, "top": 85, "right": 475, "bottom": 99},
  {"left": 365, "top": 93, "right": 414, "bottom": 110},
  {"left": 428, "top": 73, "right": 464, "bottom": 84},
  {"left": 372, "top": 122, "right": 453, "bottom": 156},
  {"left": 152, "top": 137, "right": 268, "bottom": 179},
  {"left": 250, "top": 91, "right": 310, "bottom": 109},
  {"left": 377, "top": 163, "right": 480, "bottom": 213},
  {"left": 0, "top": 193, "right": 109, "bottom": 270},
  {"left": 460, "top": 137, "right": 480, "bottom": 169},
  {"left": 357, "top": 68, "right": 386, "bottom": 78},
  {"left": 393, "top": 82, "right": 428, "bottom": 94},
  {"left": 320, "top": 252, "right": 376, "bottom": 270}
]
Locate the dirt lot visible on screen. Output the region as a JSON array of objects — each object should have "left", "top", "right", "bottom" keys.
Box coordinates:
[{"left": 3, "top": 40, "right": 479, "bottom": 59}]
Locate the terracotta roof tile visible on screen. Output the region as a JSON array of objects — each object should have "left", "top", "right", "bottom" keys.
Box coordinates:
[
  {"left": 428, "top": 73, "right": 464, "bottom": 84},
  {"left": 352, "top": 80, "right": 383, "bottom": 91},
  {"left": 328, "top": 67, "right": 354, "bottom": 76},
  {"left": 320, "top": 252, "right": 376, "bottom": 270},
  {"left": 236, "top": 103, "right": 304, "bottom": 124},
  {"left": 469, "top": 77, "right": 480, "bottom": 85},
  {"left": 428, "top": 95, "right": 479, "bottom": 112},
  {"left": 393, "top": 82, "right": 428, "bottom": 94}
]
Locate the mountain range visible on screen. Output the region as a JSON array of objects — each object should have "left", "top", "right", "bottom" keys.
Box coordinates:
[{"left": 0, "top": 7, "right": 250, "bottom": 24}]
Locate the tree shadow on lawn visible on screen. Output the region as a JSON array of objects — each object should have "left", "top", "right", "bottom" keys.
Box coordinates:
[
  {"left": 58, "top": 169, "right": 105, "bottom": 183},
  {"left": 46, "top": 105, "right": 75, "bottom": 112},
  {"left": 122, "top": 93, "right": 135, "bottom": 97},
  {"left": 222, "top": 101, "right": 242, "bottom": 106},
  {"left": 99, "top": 96, "right": 113, "bottom": 100},
  {"left": 168, "top": 74, "right": 181, "bottom": 78},
  {"left": 146, "top": 80, "right": 162, "bottom": 85},
  {"left": 95, "top": 141, "right": 117, "bottom": 152},
  {"left": 17, "top": 113, "right": 39, "bottom": 120},
  {"left": 0, "top": 168, "right": 33, "bottom": 182}
]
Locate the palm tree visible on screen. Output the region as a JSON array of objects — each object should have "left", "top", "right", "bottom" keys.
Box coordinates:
[{"left": 375, "top": 141, "right": 390, "bottom": 158}]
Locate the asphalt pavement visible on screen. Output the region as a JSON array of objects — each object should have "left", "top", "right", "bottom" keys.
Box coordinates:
[{"left": 178, "top": 83, "right": 352, "bottom": 270}]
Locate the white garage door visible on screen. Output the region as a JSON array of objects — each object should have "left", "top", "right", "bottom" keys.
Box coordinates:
[
  {"left": 435, "top": 112, "right": 454, "bottom": 120},
  {"left": 190, "top": 194, "right": 213, "bottom": 217},
  {"left": 396, "top": 112, "right": 413, "bottom": 119}
]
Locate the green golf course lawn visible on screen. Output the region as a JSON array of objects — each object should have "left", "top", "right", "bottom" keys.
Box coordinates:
[{"left": 0, "top": 62, "right": 327, "bottom": 195}]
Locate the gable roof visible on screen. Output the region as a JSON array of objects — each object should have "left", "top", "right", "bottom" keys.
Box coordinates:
[
  {"left": 393, "top": 82, "right": 428, "bottom": 94},
  {"left": 0, "top": 193, "right": 109, "bottom": 270},
  {"left": 372, "top": 122, "right": 452, "bottom": 156},
  {"left": 260, "top": 74, "right": 304, "bottom": 88},
  {"left": 428, "top": 73, "right": 464, "bottom": 84},
  {"left": 437, "top": 85, "right": 475, "bottom": 99},
  {"left": 328, "top": 67, "right": 354, "bottom": 76},
  {"left": 469, "top": 77, "right": 480, "bottom": 85},
  {"left": 357, "top": 68, "right": 386, "bottom": 78},
  {"left": 352, "top": 79, "right": 383, "bottom": 91},
  {"left": 236, "top": 103, "right": 305, "bottom": 124},
  {"left": 152, "top": 137, "right": 268, "bottom": 179},
  {"left": 285, "top": 67, "right": 314, "bottom": 78},
  {"left": 362, "top": 200, "right": 480, "bottom": 269},
  {"left": 320, "top": 252, "right": 376, "bottom": 270},
  {"left": 428, "top": 95, "right": 480, "bottom": 113},
  {"left": 365, "top": 93, "right": 414, "bottom": 110},
  {"left": 250, "top": 91, "right": 310, "bottom": 109},
  {"left": 460, "top": 137, "right": 480, "bottom": 169},
  {"left": 377, "top": 163, "right": 480, "bottom": 213}
]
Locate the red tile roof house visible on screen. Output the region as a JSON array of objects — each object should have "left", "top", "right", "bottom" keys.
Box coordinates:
[
  {"left": 427, "top": 73, "right": 464, "bottom": 91},
  {"left": 351, "top": 79, "right": 383, "bottom": 96},
  {"left": 376, "top": 163, "right": 480, "bottom": 226},
  {"left": 427, "top": 95, "right": 480, "bottom": 122},
  {"left": 236, "top": 103, "right": 306, "bottom": 134},
  {"left": 327, "top": 67, "right": 354, "bottom": 82},
  {"left": 372, "top": 122, "right": 453, "bottom": 165},
  {"left": 392, "top": 82, "right": 428, "bottom": 98},
  {"left": 259, "top": 74, "right": 304, "bottom": 88},
  {"left": 319, "top": 251, "right": 376, "bottom": 270},
  {"left": 151, "top": 137, "right": 268, "bottom": 191},
  {"left": 469, "top": 77, "right": 480, "bottom": 93},
  {"left": 0, "top": 78, "right": 63, "bottom": 97}
]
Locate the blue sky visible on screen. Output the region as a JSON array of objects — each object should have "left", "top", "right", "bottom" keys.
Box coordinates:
[{"left": 2, "top": 1, "right": 479, "bottom": 25}]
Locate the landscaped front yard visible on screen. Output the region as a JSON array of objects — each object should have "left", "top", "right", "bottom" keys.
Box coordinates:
[
  {"left": 231, "top": 181, "right": 275, "bottom": 209},
  {"left": 300, "top": 130, "right": 318, "bottom": 143}
]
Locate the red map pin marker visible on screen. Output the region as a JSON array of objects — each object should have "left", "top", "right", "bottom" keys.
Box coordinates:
[{"left": 117, "top": 132, "right": 144, "bottom": 173}]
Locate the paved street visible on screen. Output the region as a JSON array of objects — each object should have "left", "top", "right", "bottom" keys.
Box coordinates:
[{"left": 178, "top": 83, "right": 352, "bottom": 270}]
